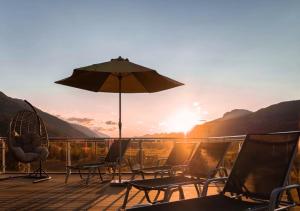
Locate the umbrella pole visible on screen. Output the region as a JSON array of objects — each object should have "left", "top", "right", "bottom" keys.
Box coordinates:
[{"left": 118, "top": 76, "right": 122, "bottom": 183}]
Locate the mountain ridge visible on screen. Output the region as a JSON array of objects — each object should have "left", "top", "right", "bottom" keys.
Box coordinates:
[
  {"left": 188, "top": 100, "right": 300, "bottom": 138},
  {"left": 0, "top": 91, "right": 108, "bottom": 138}
]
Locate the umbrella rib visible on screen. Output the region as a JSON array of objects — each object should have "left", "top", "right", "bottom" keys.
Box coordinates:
[
  {"left": 96, "top": 73, "right": 111, "bottom": 92},
  {"left": 132, "top": 72, "right": 150, "bottom": 93}
]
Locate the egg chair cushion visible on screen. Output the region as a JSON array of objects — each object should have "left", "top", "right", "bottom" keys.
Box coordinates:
[
  {"left": 11, "top": 146, "right": 40, "bottom": 163},
  {"left": 34, "top": 146, "right": 49, "bottom": 161}
]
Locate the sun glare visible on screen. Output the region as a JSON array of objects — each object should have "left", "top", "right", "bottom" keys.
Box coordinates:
[{"left": 161, "top": 108, "right": 203, "bottom": 134}]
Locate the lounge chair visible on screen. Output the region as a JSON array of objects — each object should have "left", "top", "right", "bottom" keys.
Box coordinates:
[
  {"left": 130, "top": 142, "right": 196, "bottom": 180},
  {"left": 127, "top": 132, "right": 300, "bottom": 211},
  {"left": 122, "top": 141, "right": 231, "bottom": 209},
  {"left": 65, "top": 139, "right": 130, "bottom": 184}
]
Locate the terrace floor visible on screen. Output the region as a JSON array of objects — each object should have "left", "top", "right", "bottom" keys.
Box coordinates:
[{"left": 0, "top": 174, "right": 299, "bottom": 211}]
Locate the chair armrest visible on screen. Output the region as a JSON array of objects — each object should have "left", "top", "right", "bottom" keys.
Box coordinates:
[
  {"left": 269, "top": 184, "right": 300, "bottom": 211},
  {"left": 201, "top": 177, "right": 228, "bottom": 197}
]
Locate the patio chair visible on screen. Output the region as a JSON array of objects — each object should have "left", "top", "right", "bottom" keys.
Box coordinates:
[
  {"left": 7, "top": 100, "right": 51, "bottom": 183},
  {"left": 65, "top": 139, "right": 130, "bottom": 184},
  {"left": 122, "top": 141, "right": 231, "bottom": 209},
  {"left": 130, "top": 142, "right": 196, "bottom": 180},
  {"left": 126, "top": 132, "right": 300, "bottom": 211}
]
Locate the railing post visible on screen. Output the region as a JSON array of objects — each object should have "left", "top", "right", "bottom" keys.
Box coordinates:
[
  {"left": 66, "top": 142, "right": 71, "bottom": 174},
  {"left": 2, "top": 139, "right": 5, "bottom": 174},
  {"left": 139, "top": 140, "right": 143, "bottom": 169}
]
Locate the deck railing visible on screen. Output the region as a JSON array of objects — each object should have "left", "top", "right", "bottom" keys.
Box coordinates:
[{"left": 0, "top": 135, "right": 299, "bottom": 183}]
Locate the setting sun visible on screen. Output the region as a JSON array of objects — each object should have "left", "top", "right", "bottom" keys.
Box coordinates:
[{"left": 160, "top": 107, "right": 204, "bottom": 134}]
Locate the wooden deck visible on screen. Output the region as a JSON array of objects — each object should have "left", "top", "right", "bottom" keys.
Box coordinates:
[
  {"left": 0, "top": 174, "right": 299, "bottom": 210},
  {"left": 0, "top": 174, "right": 217, "bottom": 210}
]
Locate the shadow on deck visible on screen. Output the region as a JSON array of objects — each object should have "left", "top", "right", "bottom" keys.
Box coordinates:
[{"left": 0, "top": 174, "right": 215, "bottom": 210}]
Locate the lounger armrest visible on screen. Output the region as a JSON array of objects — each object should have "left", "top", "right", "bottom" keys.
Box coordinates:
[
  {"left": 171, "top": 164, "right": 189, "bottom": 173},
  {"left": 156, "top": 158, "right": 167, "bottom": 166},
  {"left": 201, "top": 177, "right": 228, "bottom": 197},
  {"left": 269, "top": 184, "right": 300, "bottom": 211}
]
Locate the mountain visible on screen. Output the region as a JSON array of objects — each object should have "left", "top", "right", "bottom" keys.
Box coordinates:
[
  {"left": 188, "top": 100, "right": 300, "bottom": 138},
  {"left": 0, "top": 91, "right": 108, "bottom": 138},
  {"left": 222, "top": 109, "right": 252, "bottom": 120},
  {"left": 71, "top": 123, "right": 109, "bottom": 138}
]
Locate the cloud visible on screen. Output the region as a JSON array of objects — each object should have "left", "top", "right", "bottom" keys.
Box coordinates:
[
  {"left": 94, "top": 126, "right": 117, "bottom": 132},
  {"left": 105, "top": 120, "right": 117, "bottom": 125},
  {"left": 67, "top": 117, "right": 94, "bottom": 125}
]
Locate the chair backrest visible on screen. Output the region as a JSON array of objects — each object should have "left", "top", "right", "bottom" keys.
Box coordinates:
[
  {"left": 188, "top": 141, "right": 231, "bottom": 178},
  {"left": 105, "top": 139, "right": 130, "bottom": 163},
  {"left": 165, "top": 142, "right": 196, "bottom": 166},
  {"left": 223, "top": 133, "right": 300, "bottom": 200}
]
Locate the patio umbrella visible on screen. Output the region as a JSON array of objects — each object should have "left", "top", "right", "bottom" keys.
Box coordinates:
[{"left": 55, "top": 56, "right": 184, "bottom": 183}]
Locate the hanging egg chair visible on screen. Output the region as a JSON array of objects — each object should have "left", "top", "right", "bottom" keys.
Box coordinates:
[{"left": 8, "top": 100, "right": 51, "bottom": 182}]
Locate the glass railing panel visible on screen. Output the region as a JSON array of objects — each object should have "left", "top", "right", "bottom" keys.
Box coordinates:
[
  {"left": 124, "top": 139, "right": 140, "bottom": 172},
  {"left": 141, "top": 139, "right": 174, "bottom": 168},
  {"left": 35, "top": 141, "right": 67, "bottom": 172},
  {"left": 69, "top": 140, "right": 106, "bottom": 165}
]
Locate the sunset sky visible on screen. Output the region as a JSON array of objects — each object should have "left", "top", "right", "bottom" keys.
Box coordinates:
[{"left": 1, "top": 1, "right": 300, "bottom": 137}]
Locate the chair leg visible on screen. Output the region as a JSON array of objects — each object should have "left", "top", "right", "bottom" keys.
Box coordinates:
[
  {"left": 79, "top": 169, "right": 83, "bottom": 179},
  {"left": 194, "top": 184, "right": 201, "bottom": 197},
  {"left": 97, "top": 167, "right": 103, "bottom": 182},
  {"left": 141, "top": 172, "right": 145, "bottom": 180},
  {"left": 154, "top": 190, "right": 161, "bottom": 202},
  {"left": 65, "top": 167, "right": 71, "bottom": 184},
  {"left": 86, "top": 168, "right": 93, "bottom": 185},
  {"left": 121, "top": 184, "right": 132, "bottom": 209},
  {"left": 130, "top": 172, "right": 136, "bottom": 180},
  {"left": 111, "top": 167, "right": 116, "bottom": 180},
  {"left": 178, "top": 186, "right": 185, "bottom": 200},
  {"left": 163, "top": 188, "right": 171, "bottom": 202},
  {"left": 144, "top": 190, "right": 154, "bottom": 204}
]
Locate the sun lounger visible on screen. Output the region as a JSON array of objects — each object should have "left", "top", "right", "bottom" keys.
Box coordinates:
[
  {"left": 130, "top": 142, "right": 196, "bottom": 179},
  {"left": 122, "top": 141, "right": 231, "bottom": 209},
  {"left": 65, "top": 139, "right": 130, "bottom": 184},
  {"left": 127, "top": 132, "right": 300, "bottom": 211}
]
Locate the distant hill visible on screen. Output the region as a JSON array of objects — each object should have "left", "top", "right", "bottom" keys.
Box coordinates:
[
  {"left": 188, "top": 100, "right": 300, "bottom": 138},
  {"left": 222, "top": 109, "right": 253, "bottom": 120},
  {"left": 0, "top": 91, "right": 108, "bottom": 138},
  {"left": 71, "top": 123, "right": 109, "bottom": 138},
  {"left": 142, "top": 132, "right": 185, "bottom": 138}
]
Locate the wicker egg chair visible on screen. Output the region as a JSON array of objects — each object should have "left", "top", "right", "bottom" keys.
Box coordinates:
[{"left": 7, "top": 100, "right": 51, "bottom": 183}]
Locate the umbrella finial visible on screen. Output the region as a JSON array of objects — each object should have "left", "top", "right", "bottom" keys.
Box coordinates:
[{"left": 111, "top": 57, "right": 129, "bottom": 62}]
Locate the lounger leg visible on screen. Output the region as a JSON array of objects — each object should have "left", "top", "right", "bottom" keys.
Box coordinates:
[
  {"left": 163, "top": 188, "right": 171, "bottom": 202},
  {"left": 144, "top": 190, "right": 154, "bottom": 204},
  {"left": 97, "top": 167, "right": 103, "bottom": 182},
  {"left": 111, "top": 167, "right": 116, "bottom": 180},
  {"left": 130, "top": 171, "right": 136, "bottom": 180},
  {"left": 141, "top": 172, "right": 145, "bottom": 180},
  {"left": 154, "top": 190, "right": 161, "bottom": 202},
  {"left": 65, "top": 167, "right": 71, "bottom": 184},
  {"left": 86, "top": 168, "right": 92, "bottom": 185},
  {"left": 194, "top": 184, "right": 201, "bottom": 197},
  {"left": 178, "top": 186, "right": 185, "bottom": 200},
  {"left": 79, "top": 169, "right": 83, "bottom": 179},
  {"left": 121, "top": 184, "right": 132, "bottom": 209}
]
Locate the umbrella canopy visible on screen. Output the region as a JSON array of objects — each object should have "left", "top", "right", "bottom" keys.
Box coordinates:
[{"left": 55, "top": 56, "right": 183, "bottom": 93}]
